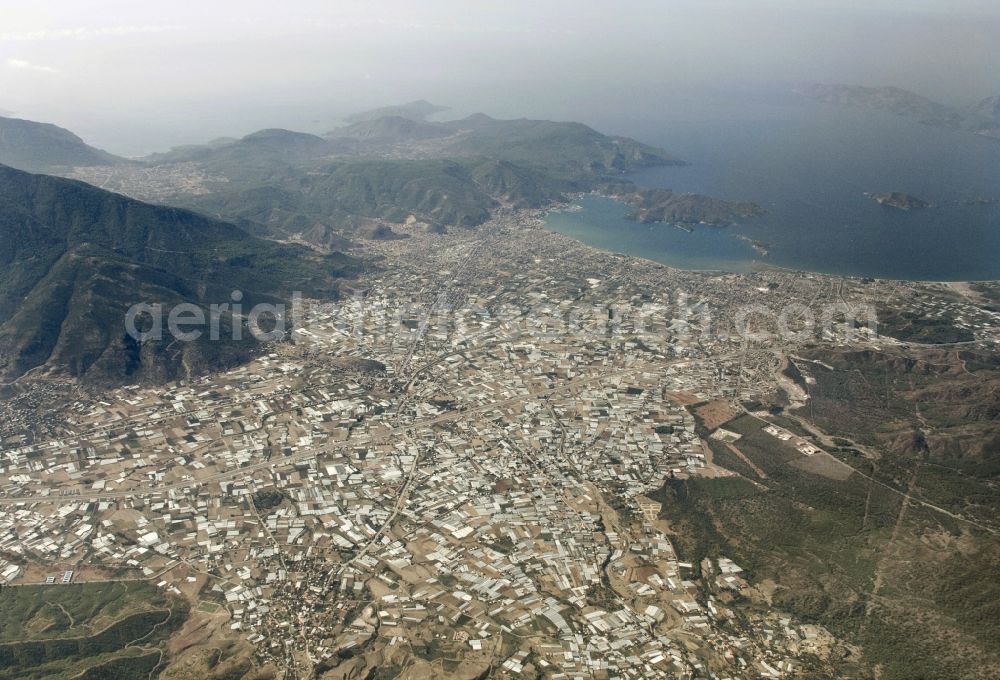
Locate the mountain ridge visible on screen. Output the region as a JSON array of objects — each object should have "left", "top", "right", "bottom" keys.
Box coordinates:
[
  {"left": 0, "top": 164, "right": 358, "bottom": 385},
  {"left": 795, "top": 83, "right": 1000, "bottom": 139}
]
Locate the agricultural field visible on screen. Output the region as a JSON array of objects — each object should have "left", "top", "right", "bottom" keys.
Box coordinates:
[{"left": 665, "top": 355, "right": 1000, "bottom": 680}]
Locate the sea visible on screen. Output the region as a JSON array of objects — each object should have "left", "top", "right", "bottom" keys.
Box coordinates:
[{"left": 545, "top": 99, "right": 1000, "bottom": 281}]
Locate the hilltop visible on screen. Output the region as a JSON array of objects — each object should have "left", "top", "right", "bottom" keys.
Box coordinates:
[
  {"left": 343, "top": 99, "right": 451, "bottom": 124},
  {"left": 142, "top": 127, "right": 337, "bottom": 167},
  {"left": 0, "top": 115, "right": 124, "bottom": 172},
  {"left": 326, "top": 112, "right": 682, "bottom": 178}
]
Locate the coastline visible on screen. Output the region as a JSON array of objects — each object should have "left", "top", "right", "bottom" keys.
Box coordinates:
[{"left": 542, "top": 199, "right": 1000, "bottom": 285}]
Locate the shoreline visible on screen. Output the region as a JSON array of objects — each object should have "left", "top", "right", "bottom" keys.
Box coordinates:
[{"left": 542, "top": 200, "right": 1000, "bottom": 286}]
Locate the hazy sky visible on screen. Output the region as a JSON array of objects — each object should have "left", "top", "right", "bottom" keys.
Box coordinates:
[{"left": 2, "top": 0, "right": 998, "bottom": 155}]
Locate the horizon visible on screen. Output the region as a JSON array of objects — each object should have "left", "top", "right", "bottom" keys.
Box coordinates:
[{"left": 3, "top": 1, "right": 1000, "bottom": 155}]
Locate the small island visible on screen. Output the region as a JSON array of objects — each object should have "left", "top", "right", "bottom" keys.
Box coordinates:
[
  {"left": 615, "top": 187, "right": 765, "bottom": 227},
  {"left": 865, "top": 191, "right": 932, "bottom": 211}
]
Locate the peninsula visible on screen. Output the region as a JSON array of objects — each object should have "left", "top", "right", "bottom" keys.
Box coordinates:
[{"left": 616, "top": 186, "right": 765, "bottom": 227}]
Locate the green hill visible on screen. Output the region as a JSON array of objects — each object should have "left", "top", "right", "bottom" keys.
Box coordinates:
[
  {"left": 184, "top": 156, "right": 568, "bottom": 239},
  {"left": 0, "top": 164, "right": 358, "bottom": 385},
  {"left": 0, "top": 581, "right": 187, "bottom": 680},
  {"left": 143, "top": 128, "right": 336, "bottom": 169}
]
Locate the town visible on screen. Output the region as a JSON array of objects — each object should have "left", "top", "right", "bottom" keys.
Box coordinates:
[{"left": 1, "top": 209, "right": 997, "bottom": 678}]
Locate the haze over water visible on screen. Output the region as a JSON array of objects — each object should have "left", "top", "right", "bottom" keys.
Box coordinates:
[
  {"left": 4, "top": 2, "right": 999, "bottom": 280},
  {"left": 546, "top": 98, "right": 1000, "bottom": 281}
]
